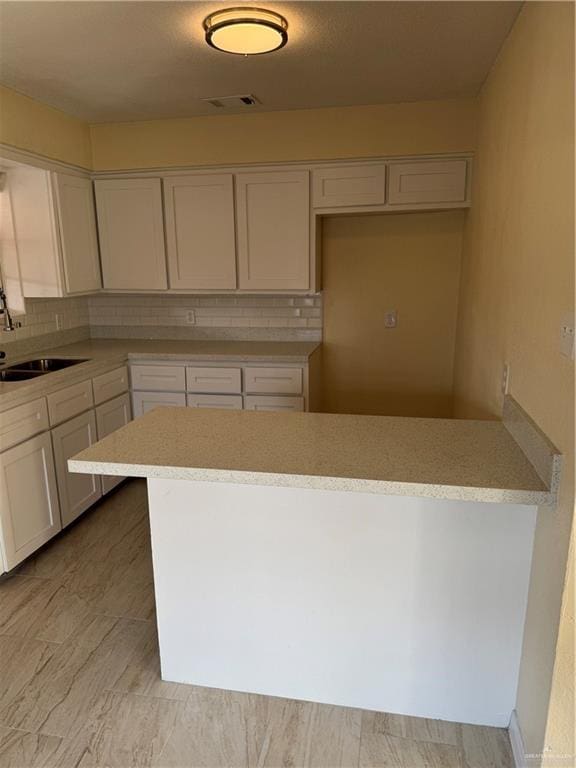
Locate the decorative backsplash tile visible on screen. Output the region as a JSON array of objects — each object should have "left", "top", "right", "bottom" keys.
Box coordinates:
[{"left": 0, "top": 293, "right": 323, "bottom": 351}]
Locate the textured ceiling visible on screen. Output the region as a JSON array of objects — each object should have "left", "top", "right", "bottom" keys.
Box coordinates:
[{"left": 0, "top": 1, "right": 522, "bottom": 123}]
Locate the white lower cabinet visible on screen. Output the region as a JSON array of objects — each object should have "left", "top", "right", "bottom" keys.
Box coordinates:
[
  {"left": 96, "top": 393, "right": 132, "bottom": 494},
  {"left": 132, "top": 391, "right": 186, "bottom": 418},
  {"left": 0, "top": 432, "right": 61, "bottom": 570},
  {"left": 244, "top": 396, "right": 304, "bottom": 412},
  {"left": 51, "top": 410, "right": 102, "bottom": 527}
]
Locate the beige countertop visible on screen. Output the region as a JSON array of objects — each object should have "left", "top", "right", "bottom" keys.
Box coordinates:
[
  {"left": 0, "top": 338, "right": 320, "bottom": 412},
  {"left": 69, "top": 406, "right": 554, "bottom": 505}
]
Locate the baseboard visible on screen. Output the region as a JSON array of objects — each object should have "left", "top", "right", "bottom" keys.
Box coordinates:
[{"left": 509, "top": 710, "right": 527, "bottom": 768}]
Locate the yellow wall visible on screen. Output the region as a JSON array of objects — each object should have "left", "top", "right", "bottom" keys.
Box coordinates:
[
  {"left": 452, "top": 3, "right": 574, "bottom": 763},
  {"left": 321, "top": 211, "right": 465, "bottom": 418},
  {"left": 0, "top": 85, "right": 92, "bottom": 169},
  {"left": 89, "top": 98, "right": 477, "bottom": 170}
]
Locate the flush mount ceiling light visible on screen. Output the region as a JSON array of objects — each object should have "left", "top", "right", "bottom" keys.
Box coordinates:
[{"left": 203, "top": 7, "right": 288, "bottom": 55}]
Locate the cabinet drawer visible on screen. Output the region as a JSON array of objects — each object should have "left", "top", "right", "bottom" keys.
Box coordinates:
[
  {"left": 130, "top": 364, "right": 185, "bottom": 392},
  {"left": 244, "top": 367, "right": 302, "bottom": 395},
  {"left": 187, "top": 394, "right": 243, "bottom": 410},
  {"left": 186, "top": 366, "right": 241, "bottom": 394},
  {"left": 47, "top": 380, "right": 94, "bottom": 426},
  {"left": 312, "top": 164, "right": 386, "bottom": 208},
  {"left": 387, "top": 160, "right": 468, "bottom": 205},
  {"left": 244, "top": 396, "right": 304, "bottom": 412},
  {"left": 0, "top": 398, "right": 49, "bottom": 452},
  {"left": 132, "top": 391, "right": 186, "bottom": 418},
  {"left": 93, "top": 365, "right": 129, "bottom": 405}
]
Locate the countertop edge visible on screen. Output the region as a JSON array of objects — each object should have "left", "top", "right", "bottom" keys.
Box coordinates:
[{"left": 67, "top": 458, "right": 552, "bottom": 506}]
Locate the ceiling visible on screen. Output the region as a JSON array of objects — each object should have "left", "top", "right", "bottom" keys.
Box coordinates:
[{"left": 0, "top": 1, "right": 522, "bottom": 124}]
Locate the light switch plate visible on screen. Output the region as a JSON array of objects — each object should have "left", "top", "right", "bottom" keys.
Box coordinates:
[
  {"left": 560, "top": 313, "right": 575, "bottom": 359},
  {"left": 384, "top": 310, "right": 397, "bottom": 329}
]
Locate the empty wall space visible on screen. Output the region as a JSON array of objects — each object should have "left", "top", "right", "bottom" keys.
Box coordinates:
[{"left": 319, "top": 210, "right": 466, "bottom": 418}]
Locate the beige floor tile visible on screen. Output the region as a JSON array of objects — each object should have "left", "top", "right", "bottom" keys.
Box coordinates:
[
  {"left": 0, "top": 725, "right": 62, "bottom": 768},
  {"left": 0, "top": 636, "right": 57, "bottom": 711},
  {"left": 359, "top": 731, "right": 462, "bottom": 768},
  {"left": 53, "top": 690, "right": 180, "bottom": 768},
  {"left": 0, "top": 574, "right": 92, "bottom": 644},
  {"left": 0, "top": 614, "right": 149, "bottom": 738},
  {"left": 112, "top": 621, "right": 191, "bottom": 701},
  {"left": 258, "top": 697, "right": 362, "bottom": 768},
  {"left": 460, "top": 724, "right": 514, "bottom": 768},
  {"left": 154, "top": 686, "right": 257, "bottom": 768}
]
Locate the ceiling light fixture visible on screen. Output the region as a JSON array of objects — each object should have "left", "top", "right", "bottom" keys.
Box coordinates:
[{"left": 203, "top": 7, "right": 288, "bottom": 56}]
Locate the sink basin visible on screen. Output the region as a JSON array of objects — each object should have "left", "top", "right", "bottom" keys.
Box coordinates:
[
  {"left": 0, "top": 369, "right": 46, "bottom": 382},
  {"left": 10, "top": 358, "right": 89, "bottom": 372}
]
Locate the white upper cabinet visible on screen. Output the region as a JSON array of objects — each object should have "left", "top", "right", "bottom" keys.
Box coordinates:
[
  {"left": 95, "top": 178, "right": 167, "bottom": 290},
  {"left": 53, "top": 173, "right": 101, "bottom": 294},
  {"left": 236, "top": 171, "right": 310, "bottom": 291},
  {"left": 312, "top": 164, "right": 386, "bottom": 208},
  {"left": 387, "top": 159, "right": 468, "bottom": 206},
  {"left": 164, "top": 174, "right": 237, "bottom": 290}
]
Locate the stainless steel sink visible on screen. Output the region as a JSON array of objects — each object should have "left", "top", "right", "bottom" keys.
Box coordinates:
[
  {"left": 0, "top": 369, "right": 46, "bottom": 382},
  {"left": 0, "top": 357, "right": 89, "bottom": 382},
  {"left": 9, "top": 358, "right": 89, "bottom": 372}
]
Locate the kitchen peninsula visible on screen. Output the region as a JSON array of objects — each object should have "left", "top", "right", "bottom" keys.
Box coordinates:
[{"left": 69, "top": 402, "right": 560, "bottom": 729}]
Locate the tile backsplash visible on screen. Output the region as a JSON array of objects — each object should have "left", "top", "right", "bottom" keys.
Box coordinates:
[
  {"left": 88, "top": 294, "right": 323, "bottom": 342},
  {"left": 1, "top": 293, "right": 323, "bottom": 353}
]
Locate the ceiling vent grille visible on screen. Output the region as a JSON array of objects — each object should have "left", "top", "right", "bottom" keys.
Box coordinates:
[{"left": 201, "top": 94, "right": 260, "bottom": 109}]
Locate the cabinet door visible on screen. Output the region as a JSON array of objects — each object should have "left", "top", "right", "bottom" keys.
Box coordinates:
[
  {"left": 387, "top": 160, "right": 468, "bottom": 205},
  {"left": 164, "top": 175, "right": 236, "bottom": 289},
  {"left": 0, "top": 433, "right": 61, "bottom": 570},
  {"left": 96, "top": 393, "right": 132, "bottom": 494},
  {"left": 51, "top": 411, "right": 101, "bottom": 527},
  {"left": 236, "top": 171, "right": 310, "bottom": 290},
  {"left": 53, "top": 173, "right": 101, "bottom": 294},
  {"left": 95, "top": 179, "right": 167, "bottom": 290},
  {"left": 132, "top": 391, "right": 186, "bottom": 418},
  {"left": 312, "top": 164, "right": 386, "bottom": 208}
]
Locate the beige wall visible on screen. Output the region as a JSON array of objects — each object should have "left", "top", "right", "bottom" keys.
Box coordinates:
[
  {"left": 320, "top": 211, "right": 465, "bottom": 418},
  {"left": 0, "top": 85, "right": 92, "bottom": 168},
  {"left": 452, "top": 3, "right": 575, "bottom": 763},
  {"left": 89, "top": 98, "right": 477, "bottom": 170}
]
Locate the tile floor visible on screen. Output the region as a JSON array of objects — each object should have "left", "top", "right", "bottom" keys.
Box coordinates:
[{"left": 0, "top": 480, "right": 515, "bottom": 767}]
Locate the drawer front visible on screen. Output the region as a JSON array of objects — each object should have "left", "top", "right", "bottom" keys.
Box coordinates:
[
  {"left": 244, "top": 396, "right": 304, "bottom": 412},
  {"left": 93, "top": 365, "right": 129, "bottom": 405},
  {"left": 187, "top": 394, "right": 243, "bottom": 410},
  {"left": 387, "top": 160, "right": 468, "bottom": 205},
  {"left": 186, "top": 367, "right": 242, "bottom": 394},
  {"left": 312, "top": 164, "right": 386, "bottom": 208},
  {"left": 132, "top": 391, "right": 186, "bottom": 418},
  {"left": 0, "top": 398, "right": 49, "bottom": 452},
  {"left": 47, "top": 380, "right": 94, "bottom": 426},
  {"left": 244, "top": 367, "right": 303, "bottom": 395},
  {"left": 130, "top": 364, "right": 185, "bottom": 392}
]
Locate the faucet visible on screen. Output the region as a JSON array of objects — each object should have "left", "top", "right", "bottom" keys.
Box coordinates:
[{"left": 0, "top": 287, "right": 21, "bottom": 332}]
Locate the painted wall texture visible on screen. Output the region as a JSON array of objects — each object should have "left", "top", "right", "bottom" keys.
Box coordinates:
[
  {"left": 0, "top": 85, "right": 92, "bottom": 168},
  {"left": 88, "top": 98, "right": 477, "bottom": 170},
  {"left": 452, "top": 3, "right": 575, "bottom": 764},
  {"left": 321, "top": 211, "right": 465, "bottom": 418}
]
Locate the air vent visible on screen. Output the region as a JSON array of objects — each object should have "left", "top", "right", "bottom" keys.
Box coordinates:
[{"left": 201, "top": 94, "right": 260, "bottom": 109}]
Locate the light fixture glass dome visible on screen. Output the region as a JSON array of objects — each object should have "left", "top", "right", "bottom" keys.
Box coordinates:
[{"left": 203, "top": 7, "right": 288, "bottom": 55}]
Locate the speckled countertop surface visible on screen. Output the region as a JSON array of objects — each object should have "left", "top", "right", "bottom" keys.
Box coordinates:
[
  {"left": 0, "top": 339, "right": 320, "bottom": 412},
  {"left": 69, "top": 407, "right": 553, "bottom": 505}
]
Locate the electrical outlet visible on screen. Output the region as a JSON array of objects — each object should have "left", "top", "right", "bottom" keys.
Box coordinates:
[
  {"left": 501, "top": 362, "right": 510, "bottom": 395},
  {"left": 55, "top": 313, "right": 62, "bottom": 331},
  {"left": 186, "top": 310, "right": 196, "bottom": 325},
  {"left": 384, "top": 310, "right": 397, "bottom": 329},
  {"left": 560, "top": 314, "right": 575, "bottom": 359}
]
